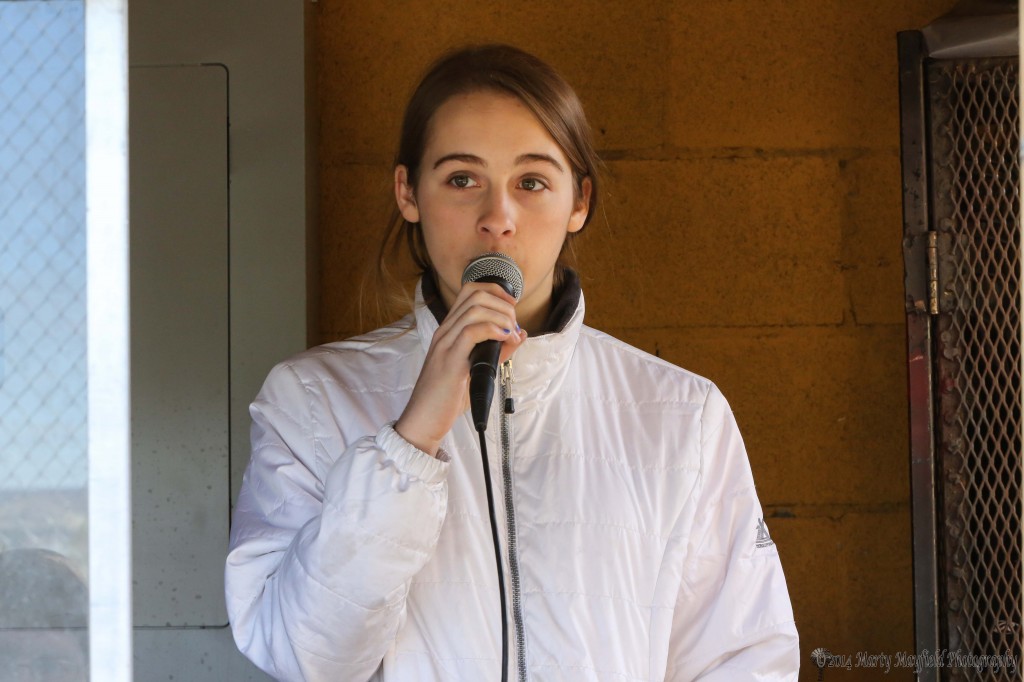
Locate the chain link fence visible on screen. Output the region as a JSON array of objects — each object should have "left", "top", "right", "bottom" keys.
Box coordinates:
[
  {"left": 1, "top": 0, "right": 87, "bottom": 492},
  {"left": 0, "top": 4, "right": 89, "bottom": 672},
  {"left": 930, "top": 56, "right": 1022, "bottom": 680}
]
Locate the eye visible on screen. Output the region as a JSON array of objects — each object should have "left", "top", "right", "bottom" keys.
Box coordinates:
[
  {"left": 448, "top": 174, "right": 478, "bottom": 189},
  {"left": 519, "top": 177, "right": 547, "bottom": 192}
]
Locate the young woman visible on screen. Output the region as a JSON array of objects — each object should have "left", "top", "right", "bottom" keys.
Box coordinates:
[{"left": 226, "top": 45, "right": 799, "bottom": 681}]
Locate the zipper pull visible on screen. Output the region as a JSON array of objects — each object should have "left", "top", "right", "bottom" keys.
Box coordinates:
[{"left": 501, "top": 360, "right": 515, "bottom": 414}]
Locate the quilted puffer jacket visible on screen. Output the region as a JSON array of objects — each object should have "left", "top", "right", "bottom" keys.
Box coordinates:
[{"left": 225, "top": 279, "right": 799, "bottom": 681}]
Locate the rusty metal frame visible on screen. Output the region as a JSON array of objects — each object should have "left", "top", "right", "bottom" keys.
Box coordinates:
[
  {"left": 901, "top": 27, "right": 1023, "bottom": 680},
  {"left": 898, "top": 30, "right": 941, "bottom": 682}
]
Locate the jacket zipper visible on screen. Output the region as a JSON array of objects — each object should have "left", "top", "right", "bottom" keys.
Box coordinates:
[{"left": 500, "top": 359, "right": 528, "bottom": 682}]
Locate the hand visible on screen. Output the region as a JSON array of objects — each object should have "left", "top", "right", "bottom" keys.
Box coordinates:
[{"left": 395, "top": 282, "right": 527, "bottom": 457}]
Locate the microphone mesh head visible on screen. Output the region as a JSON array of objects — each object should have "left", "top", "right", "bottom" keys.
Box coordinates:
[{"left": 461, "top": 252, "right": 524, "bottom": 301}]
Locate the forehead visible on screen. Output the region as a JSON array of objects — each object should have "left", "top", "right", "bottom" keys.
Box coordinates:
[{"left": 423, "top": 91, "right": 566, "bottom": 162}]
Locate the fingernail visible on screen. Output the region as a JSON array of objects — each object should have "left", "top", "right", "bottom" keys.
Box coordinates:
[
  {"left": 503, "top": 328, "right": 511, "bottom": 334},
  {"left": 515, "top": 324, "right": 521, "bottom": 332}
]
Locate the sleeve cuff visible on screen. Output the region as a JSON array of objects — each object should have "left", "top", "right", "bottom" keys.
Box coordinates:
[{"left": 375, "top": 422, "right": 450, "bottom": 485}]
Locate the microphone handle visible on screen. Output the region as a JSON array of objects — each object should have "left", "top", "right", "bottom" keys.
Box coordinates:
[
  {"left": 469, "top": 340, "right": 501, "bottom": 432},
  {"left": 465, "top": 273, "right": 515, "bottom": 433}
]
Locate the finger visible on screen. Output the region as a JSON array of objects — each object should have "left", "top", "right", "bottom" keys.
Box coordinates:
[
  {"left": 439, "top": 321, "right": 517, "bottom": 360},
  {"left": 428, "top": 317, "right": 516, "bottom": 366},
  {"left": 444, "top": 287, "right": 518, "bottom": 328},
  {"left": 454, "top": 280, "right": 518, "bottom": 306},
  {"left": 436, "top": 297, "right": 518, "bottom": 347},
  {"left": 440, "top": 307, "right": 518, "bottom": 347},
  {"left": 498, "top": 328, "right": 527, "bottom": 365}
]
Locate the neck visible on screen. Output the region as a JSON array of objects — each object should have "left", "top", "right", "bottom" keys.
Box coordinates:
[{"left": 514, "top": 296, "right": 550, "bottom": 337}]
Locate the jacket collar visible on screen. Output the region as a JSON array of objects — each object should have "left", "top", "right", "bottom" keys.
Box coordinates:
[{"left": 413, "top": 272, "right": 585, "bottom": 413}]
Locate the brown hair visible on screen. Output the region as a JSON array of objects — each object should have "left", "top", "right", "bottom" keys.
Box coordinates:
[{"left": 372, "top": 44, "right": 601, "bottom": 324}]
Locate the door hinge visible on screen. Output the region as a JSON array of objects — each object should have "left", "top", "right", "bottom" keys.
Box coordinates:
[
  {"left": 927, "top": 230, "right": 939, "bottom": 315},
  {"left": 904, "top": 230, "right": 949, "bottom": 315}
]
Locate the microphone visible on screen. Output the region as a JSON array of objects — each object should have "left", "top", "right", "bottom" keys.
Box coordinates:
[{"left": 461, "top": 253, "right": 524, "bottom": 432}]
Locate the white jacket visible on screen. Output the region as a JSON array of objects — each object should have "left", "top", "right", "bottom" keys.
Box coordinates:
[{"left": 225, "top": 282, "right": 799, "bottom": 681}]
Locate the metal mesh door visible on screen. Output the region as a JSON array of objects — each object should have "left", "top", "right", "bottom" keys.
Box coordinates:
[{"left": 929, "top": 56, "right": 1021, "bottom": 680}]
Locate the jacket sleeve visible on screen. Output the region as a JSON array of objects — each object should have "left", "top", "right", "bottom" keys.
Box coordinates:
[
  {"left": 224, "top": 361, "right": 450, "bottom": 682},
  {"left": 666, "top": 385, "right": 799, "bottom": 681}
]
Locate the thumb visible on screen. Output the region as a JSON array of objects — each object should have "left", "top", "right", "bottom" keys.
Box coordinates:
[{"left": 498, "top": 328, "right": 527, "bottom": 365}]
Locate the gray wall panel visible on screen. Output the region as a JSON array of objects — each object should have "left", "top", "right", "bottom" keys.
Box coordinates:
[
  {"left": 128, "top": 0, "right": 309, "bottom": 676},
  {"left": 134, "top": 627, "right": 274, "bottom": 681},
  {"left": 130, "top": 64, "right": 229, "bottom": 628}
]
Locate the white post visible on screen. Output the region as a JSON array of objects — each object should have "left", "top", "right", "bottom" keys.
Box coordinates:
[{"left": 85, "top": 0, "right": 132, "bottom": 680}]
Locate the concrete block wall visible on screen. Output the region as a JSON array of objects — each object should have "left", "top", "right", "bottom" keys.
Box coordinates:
[{"left": 315, "top": 2, "right": 959, "bottom": 679}]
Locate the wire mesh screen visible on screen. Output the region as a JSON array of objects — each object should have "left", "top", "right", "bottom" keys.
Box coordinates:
[
  {"left": 0, "top": 0, "right": 87, "bottom": 491},
  {"left": 929, "top": 56, "right": 1021, "bottom": 680},
  {"left": 0, "top": 2, "right": 89, "bottom": 678}
]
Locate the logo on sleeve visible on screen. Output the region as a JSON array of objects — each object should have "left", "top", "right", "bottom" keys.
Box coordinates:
[{"left": 755, "top": 518, "right": 775, "bottom": 549}]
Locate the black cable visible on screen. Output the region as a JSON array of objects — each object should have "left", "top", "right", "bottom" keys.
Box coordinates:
[{"left": 477, "top": 427, "right": 509, "bottom": 682}]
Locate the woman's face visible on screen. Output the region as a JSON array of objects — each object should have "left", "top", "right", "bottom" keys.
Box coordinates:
[{"left": 395, "top": 91, "right": 591, "bottom": 329}]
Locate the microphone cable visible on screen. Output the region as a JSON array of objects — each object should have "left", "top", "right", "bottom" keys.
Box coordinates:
[
  {"left": 476, "top": 426, "right": 509, "bottom": 682},
  {"left": 460, "top": 252, "right": 522, "bottom": 681}
]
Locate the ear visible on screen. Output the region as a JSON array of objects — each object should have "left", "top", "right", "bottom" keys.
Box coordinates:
[
  {"left": 567, "top": 176, "right": 592, "bottom": 234},
  {"left": 394, "top": 165, "right": 420, "bottom": 223}
]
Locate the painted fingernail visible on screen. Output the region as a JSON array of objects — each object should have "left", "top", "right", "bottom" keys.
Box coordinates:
[
  {"left": 515, "top": 323, "right": 521, "bottom": 332},
  {"left": 503, "top": 328, "right": 511, "bottom": 334}
]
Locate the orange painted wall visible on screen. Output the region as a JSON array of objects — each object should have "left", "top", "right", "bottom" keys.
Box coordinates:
[{"left": 315, "top": 3, "right": 959, "bottom": 679}]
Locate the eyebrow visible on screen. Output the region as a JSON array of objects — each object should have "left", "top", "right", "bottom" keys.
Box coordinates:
[
  {"left": 432, "top": 152, "right": 565, "bottom": 173},
  {"left": 433, "top": 153, "right": 485, "bottom": 169},
  {"left": 515, "top": 153, "right": 565, "bottom": 172}
]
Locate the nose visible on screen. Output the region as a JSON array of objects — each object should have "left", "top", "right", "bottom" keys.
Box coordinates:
[{"left": 477, "top": 187, "right": 516, "bottom": 238}]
